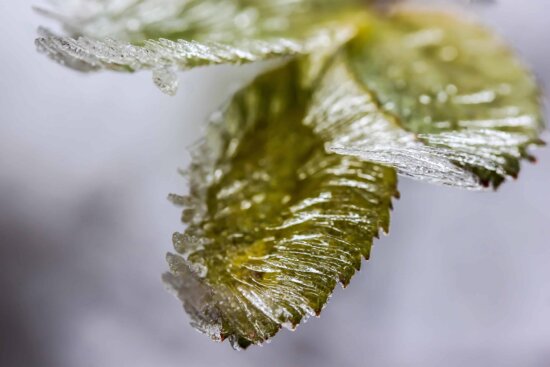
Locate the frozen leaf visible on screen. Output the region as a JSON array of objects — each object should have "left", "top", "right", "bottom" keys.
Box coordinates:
[
  {"left": 163, "top": 59, "right": 398, "bottom": 349},
  {"left": 35, "top": 0, "right": 362, "bottom": 94},
  {"left": 306, "top": 55, "right": 482, "bottom": 188},
  {"left": 332, "top": 9, "right": 545, "bottom": 188}
]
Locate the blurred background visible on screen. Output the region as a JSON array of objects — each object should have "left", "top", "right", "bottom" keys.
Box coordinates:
[{"left": 1, "top": 1, "right": 549, "bottom": 366}]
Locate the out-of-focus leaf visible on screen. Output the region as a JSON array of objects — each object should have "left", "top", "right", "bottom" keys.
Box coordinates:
[
  {"left": 329, "top": 9, "right": 545, "bottom": 188},
  {"left": 35, "top": 0, "right": 362, "bottom": 95},
  {"left": 163, "top": 59, "right": 398, "bottom": 349}
]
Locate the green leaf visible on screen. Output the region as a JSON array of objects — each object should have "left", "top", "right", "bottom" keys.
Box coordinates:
[
  {"left": 163, "top": 59, "right": 398, "bottom": 349},
  {"left": 327, "top": 9, "right": 545, "bottom": 188},
  {"left": 35, "top": 0, "right": 363, "bottom": 95}
]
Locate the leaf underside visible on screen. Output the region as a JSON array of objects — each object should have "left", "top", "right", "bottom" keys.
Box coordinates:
[
  {"left": 163, "top": 59, "right": 398, "bottom": 349},
  {"left": 35, "top": 0, "right": 362, "bottom": 95}
]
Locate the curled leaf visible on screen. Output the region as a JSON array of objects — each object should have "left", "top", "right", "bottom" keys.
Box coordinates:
[
  {"left": 163, "top": 59, "right": 398, "bottom": 349},
  {"left": 35, "top": 0, "right": 362, "bottom": 95},
  {"left": 327, "top": 9, "right": 545, "bottom": 188},
  {"left": 306, "top": 54, "right": 482, "bottom": 189}
]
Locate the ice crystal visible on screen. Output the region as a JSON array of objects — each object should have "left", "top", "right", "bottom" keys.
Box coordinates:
[{"left": 153, "top": 66, "right": 179, "bottom": 96}]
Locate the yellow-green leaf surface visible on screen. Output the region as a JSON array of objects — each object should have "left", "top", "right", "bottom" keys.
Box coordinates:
[
  {"left": 35, "top": 0, "right": 362, "bottom": 94},
  {"left": 163, "top": 59, "right": 398, "bottom": 349},
  {"left": 331, "top": 9, "right": 545, "bottom": 188}
]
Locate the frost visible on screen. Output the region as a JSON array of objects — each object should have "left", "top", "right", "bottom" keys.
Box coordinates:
[
  {"left": 305, "top": 57, "right": 482, "bottom": 189},
  {"left": 306, "top": 58, "right": 538, "bottom": 189},
  {"left": 330, "top": 144, "right": 482, "bottom": 189},
  {"left": 35, "top": 0, "right": 360, "bottom": 94},
  {"left": 312, "top": 9, "right": 544, "bottom": 188}
]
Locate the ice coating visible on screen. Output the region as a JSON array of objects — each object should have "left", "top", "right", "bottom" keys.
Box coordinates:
[
  {"left": 305, "top": 57, "right": 482, "bottom": 189},
  {"left": 34, "top": 0, "right": 360, "bottom": 94},
  {"left": 163, "top": 59, "right": 398, "bottom": 349},
  {"left": 341, "top": 9, "right": 544, "bottom": 188},
  {"left": 305, "top": 57, "right": 542, "bottom": 189}
]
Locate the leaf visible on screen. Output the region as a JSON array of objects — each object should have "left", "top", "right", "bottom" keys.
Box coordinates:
[
  {"left": 324, "top": 9, "right": 545, "bottom": 188},
  {"left": 305, "top": 54, "right": 483, "bottom": 189},
  {"left": 35, "top": 0, "right": 362, "bottom": 95},
  {"left": 163, "top": 59, "right": 398, "bottom": 349}
]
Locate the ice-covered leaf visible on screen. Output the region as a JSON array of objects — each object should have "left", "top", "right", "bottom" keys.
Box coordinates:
[
  {"left": 163, "top": 59, "right": 398, "bottom": 349},
  {"left": 306, "top": 54, "right": 482, "bottom": 189},
  {"left": 35, "top": 0, "right": 362, "bottom": 94},
  {"left": 327, "top": 9, "right": 545, "bottom": 188}
]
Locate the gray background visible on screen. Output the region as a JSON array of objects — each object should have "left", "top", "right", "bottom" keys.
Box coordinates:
[{"left": 1, "top": 1, "right": 549, "bottom": 366}]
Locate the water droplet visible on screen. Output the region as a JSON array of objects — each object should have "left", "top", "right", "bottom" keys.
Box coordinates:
[
  {"left": 439, "top": 46, "right": 458, "bottom": 62},
  {"left": 445, "top": 84, "right": 458, "bottom": 95},
  {"left": 437, "top": 91, "right": 449, "bottom": 103},
  {"left": 498, "top": 83, "right": 512, "bottom": 95},
  {"left": 419, "top": 94, "right": 432, "bottom": 105},
  {"left": 240, "top": 200, "right": 252, "bottom": 210},
  {"left": 252, "top": 193, "right": 266, "bottom": 204}
]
